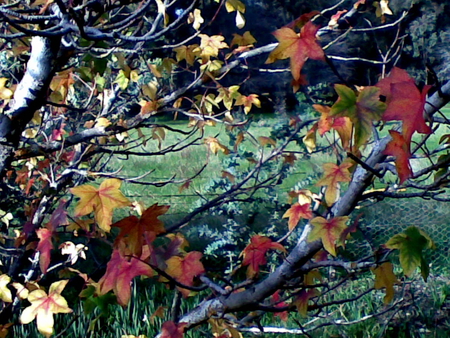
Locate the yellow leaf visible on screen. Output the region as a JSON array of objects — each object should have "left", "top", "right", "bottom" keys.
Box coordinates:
[
  {"left": 372, "top": 262, "right": 398, "bottom": 304},
  {"left": 0, "top": 274, "right": 12, "bottom": 303},
  {"left": 188, "top": 9, "right": 204, "bottom": 30},
  {"left": 20, "top": 280, "right": 72, "bottom": 338},
  {"left": 258, "top": 136, "right": 276, "bottom": 147},
  {"left": 204, "top": 137, "right": 230, "bottom": 155},
  {"left": 0, "top": 78, "right": 13, "bottom": 100},
  {"left": 315, "top": 161, "right": 352, "bottom": 206},
  {"left": 225, "top": 0, "right": 245, "bottom": 13},
  {"left": 231, "top": 31, "right": 256, "bottom": 47},
  {"left": 70, "top": 179, "right": 131, "bottom": 232}
]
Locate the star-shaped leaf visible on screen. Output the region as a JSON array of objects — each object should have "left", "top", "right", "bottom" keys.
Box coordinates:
[
  {"left": 113, "top": 204, "right": 169, "bottom": 256},
  {"left": 165, "top": 251, "right": 205, "bottom": 297},
  {"left": 266, "top": 21, "right": 324, "bottom": 81},
  {"left": 383, "top": 130, "right": 412, "bottom": 183},
  {"left": 282, "top": 202, "right": 313, "bottom": 231},
  {"left": 315, "top": 161, "right": 352, "bottom": 206},
  {"left": 386, "top": 226, "right": 435, "bottom": 280},
  {"left": 330, "top": 85, "right": 386, "bottom": 148},
  {"left": 308, "top": 216, "right": 349, "bottom": 256},
  {"left": 315, "top": 104, "right": 352, "bottom": 150},
  {"left": 98, "top": 246, "right": 154, "bottom": 306},
  {"left": 0, "top": 274, "right": 12, "bottom": 303},
  {"left": 70, "top": 179, "right": 131, "bottom": 232},
  {"left": 293, "top": 289, "right": 318, "bottom": 317},
  {"left": 241, "top": 235, "right": 286, "bottom": 278},
  {"left": 20, "top": 280, "right": 72, "bottom": 338},
  {"left": 371, "top": 262, "right": 398, "bottom": 304}
]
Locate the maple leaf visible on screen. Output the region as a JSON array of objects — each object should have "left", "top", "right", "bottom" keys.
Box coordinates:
[
  {"left": 241, "top": 235, "right": 286, "bottom": 278},
  {"left": 99, "top": 246, "right": 154, "bottom": 306},
  {"left": 308, "top": 216, "right": 349, "bottom": 256},
  {"left": 70, "top": 178, "right": 131, "bottom": 232},
  {"left": 173, "top": 44, "right": 200, "bottom": 65},
  {"left": 230, "top": 31, "right": 256, "bottom": 47},
  {"left": 315, "top": 161, "right": 352, "bottom": 206},
  {"left": 20, "top": 280, "right": 72, "bottom": 338},
  {"left": 383, "top": 130, "right": 412, "bottom": 183},
  {"left": 165, "top": 251, "right": 205, "bottom": 297},
  {"left": 235, "top": 94, "right": 261, "bottom": 114},
  {"left": 381, "top": 81, "right": 431, "bottom": 144},
  {"left": 0, "top": 274, "right": 12, "bottom": 303},
  {"left": 293, "top": 289, "right": 318, "bottom": 317},
  {"left": 282, "top": 202, "right": 313, "bottom": 231},
  {"left": 113, "top": 204, "right": 169, "bottom": 256},
  {"left": 204, "top": 137, "right": 230, "bottom": 155},
  {"left": 272, "top": 291, "right": 289, "bottom": 322},
  {"left": 196, "top": 34, "right": 229, "bottom": 61},
  {"left": 0, "top": 78, "right": 13, "bottom": 100},
  {"left": 330, "top": 85, "right": 386, "bottom": 148},
  {"left": 315, "top": 104, "right": 352, "bottom": 150},
  {"left": 36, "top": 228, "right": 54, "bottom": 273},
  {"left": 59, "top": 241, "right": 87, "bottom": 265},
  {"left": 386, "top": 226, "right": 435, "bottom": 280},
  {"left": 375, "top": 67, "right": 413, "bottom": 98},
  {"left": 372, "top": 262, "right": 399, "bottom": 304},
  {"left": 258, "top": 136, "right": 276, "bottom": 147},
  {"left": 266, "top": 21, "right": 324, "bottom": 81},
  {"left": 161, "top": 321, "right": 186, "bottom": 338},
  {"left": 187, "top": 9, "right": 204, "bottom": 30}
]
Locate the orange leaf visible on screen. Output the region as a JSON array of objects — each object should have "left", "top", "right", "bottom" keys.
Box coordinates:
[
  {"left": 383, "top": 130, "right": 412, "bottom": 183},
  {"left": 266, "top": 21, "right": 324, "bottom": 81},
  {"left": 282, "top": 203, "right": 313, "bottom": 231},
  {"left": 20, "top": 280, "right": 72, "bottom": 338},
  {"left": 165, "top": 251, "right": 205, "bottom": 297},
  {"left": 70, "top": 179, "right": 131, "bottom": 232},
  {"left": 241, "top": 235, "right": 286, "bottom": 278},
  {"left": 204, "top": 137, "right": 230, "bottom": 155},
  {"left": 161, "top": 321, "right": 186, "bottom": 338},
  {"left": 258, "top": 136, "right": 276, "bottom": 147},
  {"left": 113, "top": 204, "right": 169, "bottom": 256},
  {"left": 309, "top": 216, "right": 349, "bottom": 256},
  {"left": 316, "top": 161, "right": 352, "bottom": 206},
  {"left": 98, "top": 246, "right": 154, "bottom": 306}
]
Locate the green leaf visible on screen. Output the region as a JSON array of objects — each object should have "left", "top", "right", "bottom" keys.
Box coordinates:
[
  {"left": 330, "top": 85, "right": 386, "bottom": 148},
  {"left": 386, "top": 226, "right": 435, "bottom": 280}
]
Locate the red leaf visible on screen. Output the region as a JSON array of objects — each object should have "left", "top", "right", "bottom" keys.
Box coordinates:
[
  {"left": 309, "top": 216, "right": 349, "bottom": 256},
  {"left": 293, "top": 289, "right": 318, "bottom": 317},
  {"left": 272, "top": 291, "right": 289, "bottom": 322},
  {"left": 161, "top": 321, "right": 186, "bottom": 338},
  {"left": 113, "top": 204, "right": 169, "bottom": 256},
  {"left": 98, "top": 246, "right": 154, "bottom": 306},
  {"left": 241, "top": 235, "right": 286, "bottom": 278},
  {"left": 282, "top": 203, "right": 313, "bottom": 231},
  {"left": 376, "top": 68, "right": 431, "bottom": 143},
  {"left": 383, "top": 130, "right": 413, "bottom": 183},
  {"left": 266, "top": 21, "right": 324, "bottom": 81},
  {"left": 36, "top": 228, "right": 53, "bottom": 273}
]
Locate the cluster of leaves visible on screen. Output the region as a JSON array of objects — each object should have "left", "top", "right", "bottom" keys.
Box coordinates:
[{"left": 0, "top": 0, "right": 447, "bottom": 337}]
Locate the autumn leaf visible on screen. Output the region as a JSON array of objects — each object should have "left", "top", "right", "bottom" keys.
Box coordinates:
[
  {"left": 241, "top": 235, "right": 286, "bottom": 278},
  {"left": 379, "top": 78, "right": 431, "bottom": 145},
  {"left": 187, "top": 9, "right": 204, "bottom": 30},
  {"left": 0, "top": 78, "right": 14, "bottom": 100},
  {"left": 230, "top": 31, "right": 256, "bottom": 47},
  {"left": 196, "top": 34, "right": 229, "bottom": 61},
  {"left": 386, "top": 226, "right": 435, "bottom": 280},
  {"left": 204, "top": 137, "right": 230, "bottom": 155},
  {"left": 258, "top": 136, "right": 276, "bottom": 147},
  {"left": 272, "top": 291, "right": 289, "bottom": 322},
  {"left": 308, "top": 216, "right": 349, "bottom": 256},
  {"left": 173, "top": 44, "right": 200, "bottom": 65},
  {"left": 36, "top": 228, "right": 53, "bottom": 273},
  {"left": 161, "top": 321, "right": 186, "bottom": 338},
  {"left": 59, "top": 241, "right": 87, "bottom": 265},
  {"left": 315, "top": 161, "right": 352, "bottom": 206},
  {"left": 282, "top": 202, "right": 313, "bottom": 231},
  {"left": 98, "top": 246, "right": 154, "bottom": 306},
  {"left": 0, "top": 274, "right": 12, "bottom": 303},
  {"left": 314, "top": 104, "right": 352, "bottom": 150},
  {"left": 330, "top": 85, "right": 386, "bottom": 148},
  {"left": 383, "top": 130, "right": 412, "bottom": 183},
  {"left": 165, "top": 251, "right": 205, "bottom": 297},
  {"left": 113, "top": 204, "right": 169, "bottom": 256},
  {"left": 266, "top": 21, "right": 324, "bottom": 81},
  {"left": 293, "top": 289, "right": 318, "bottom": 317},
  {"left": 372, "top": 262, "right": 398, "bottom": 304},
  {"left": 20, "top": 280, "right": 72, "bottom": 338},
  {"left": 235, "top": 94, "right": 261, "bottom": 114},
  {"left": 70, "top": 178, "right": 131, "bottom": 232}
]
